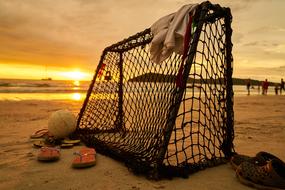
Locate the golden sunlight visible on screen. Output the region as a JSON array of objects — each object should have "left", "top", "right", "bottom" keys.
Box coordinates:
[
  {"left": 71, "top": 93, "right": 82, "bottom": 101},
  {"left": 60, "top": 70, "right": 87, "bottom": 81},
  {"left": 0, "top": 63, "right": 93, "bottom": 81},
  {"left": 73, "top": 80, "right": 80, "bottom": 86}
]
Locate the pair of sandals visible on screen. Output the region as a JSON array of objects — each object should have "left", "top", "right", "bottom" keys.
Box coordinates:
[
  {"left": 33, "top": 138, "right": 81, "bottom": 149},
  {"left": 231, "top": 152, "right": 285, "bottom": 189},
  {"left": 31, "top": 129, "right": 81, "bottom": 148},
  {"left": 37, "top": 147, "right": 96, "bottom": 168}
]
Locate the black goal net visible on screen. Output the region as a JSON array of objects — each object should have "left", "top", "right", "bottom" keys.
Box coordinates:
[{"left": 75, "top": 1, "right": 234, "bottom": 178}]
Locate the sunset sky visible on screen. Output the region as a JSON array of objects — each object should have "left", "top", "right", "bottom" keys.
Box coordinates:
[{"left": 0, "top": 0, "right": 284, "bottom": 81}]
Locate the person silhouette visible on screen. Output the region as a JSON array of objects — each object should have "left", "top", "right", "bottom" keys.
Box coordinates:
[
  {"left": 262, "top": 79, "right": 269, "bottom": 95},
  {"left": 246, "top": 78, "right": 251, "bottom": 95},
  {"left": 275, "top": 84, "right": 279, "bottom": 95},
  {"left": 280, "top": 78, "right": 284, "bottom": 95}
]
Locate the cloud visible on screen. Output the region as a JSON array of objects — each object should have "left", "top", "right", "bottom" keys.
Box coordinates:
[
  {"left": 235, "top": 65, "right": 285, "bottom": 82},
  {"left": 221, "top": 0, "right": 257, "bottom": 12},
  {"left": 243, "top": 41, "right": 279, "bottom": 48},
  {"left": 236, "top": 40, "right": 285, "bottom": 64},
  {"left": 0, "top": 1, "right": 98, "bottom": 67},
  {"left": 0, "top": 0, "right": 284, "bottom": 81},
  {"left": 0, "top": 0, "right": 188, "bottom": 68}
]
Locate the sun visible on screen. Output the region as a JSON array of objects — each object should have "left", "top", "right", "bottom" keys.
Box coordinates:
[{"left": 60, "top": 70, "right": 87, "bottom": 81}]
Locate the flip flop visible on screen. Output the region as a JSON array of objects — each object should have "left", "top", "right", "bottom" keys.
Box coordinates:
[
  {"left": 30, "top": 129, "right": 49, "bottom": 139},
  {"left": 37, "top": 147, "right": 60, "bottom": 161},
  {"left": 62, "top": 139, "right": 80, "bottom": 145},
  {"left": 33, "top": 139, "right": 56, "bottom": 148},
  {"left": 236, "top": 158, "right": 285, "bottom": 190},
  {"left": 231, "top": 151, "right": 279, "bottom": 170},
  {"left": 60, "top": 139, "right": 80, "bottom": 148},
  {"left": 60, "top": 143, "right": 74, "bottom": 148},
  {"left": 72, "top": 147, "right": 96, "bottom": 168},
  {"left": 33, "top": 140, "right": 46, "bottom": 148}
]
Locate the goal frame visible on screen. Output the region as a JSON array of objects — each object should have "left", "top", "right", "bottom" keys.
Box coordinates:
[{"left": 75, "top": 1, "right": 234, "bottom": 178}]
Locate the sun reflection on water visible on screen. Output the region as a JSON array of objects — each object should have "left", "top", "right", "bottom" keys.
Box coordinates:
[
  {"left": 73, "top": 80, "right": 80, "bottom": 86},
  {"left": 71, "top": 93, "right": 82, "bottom": 101},
  {"left": 72, "top": 80, "right": 81, "bottom": 90}
]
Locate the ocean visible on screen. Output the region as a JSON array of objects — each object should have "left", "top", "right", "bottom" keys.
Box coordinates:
[
  {"left": 0, "top": 79, "right": 279, "bottom": 101},
  {"left": 0, "top": 79, "right": 90, "bottom": 101}
]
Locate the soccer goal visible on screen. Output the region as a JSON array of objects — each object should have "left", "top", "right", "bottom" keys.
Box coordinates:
[{"left": 75, "top": 1, "right": 234, "bottom": 178}]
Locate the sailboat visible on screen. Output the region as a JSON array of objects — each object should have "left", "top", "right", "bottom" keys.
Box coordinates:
[{"left": 41, "top": 64, "right": 52, "bottom": 81}]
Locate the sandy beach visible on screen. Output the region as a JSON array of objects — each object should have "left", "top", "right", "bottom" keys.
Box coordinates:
[{"left": 0, "top": 95, "right": 285, "bottom": 190}]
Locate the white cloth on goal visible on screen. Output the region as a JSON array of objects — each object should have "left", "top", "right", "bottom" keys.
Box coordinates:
[{"left": 150, "top": 4, "right": 199, "bottom": 64}]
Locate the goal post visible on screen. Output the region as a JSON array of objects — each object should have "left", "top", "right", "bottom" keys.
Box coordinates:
[{"left": 75, "top": 1, "right": 234, "bottom": 178}]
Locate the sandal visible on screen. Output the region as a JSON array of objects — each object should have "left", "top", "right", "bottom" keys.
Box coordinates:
[
  {"left": 30, "top": 129, "right": 49, "bottom": 139},
  {"left": 72, "top": 147, "right": 96, "bottom": 168},
  {"left": 33, "top": 136, "right": 59, "bottom": 148},
  {"left": 236, "top": 158, "right": 285, "bottom": 189},
  {"left": 60, "top": 139, "right": 80, "bottom": 149},
  {"left": 62, "top": 139, "right": 80, "bottom": 145},
  {"left": 231, "top": 151, "right": 279, "bottom": 170},
  {"left": 33, "top": 140, "right": 52, "bottom": 148},
  {"left": 37, "top": 147, "right": 60, "bottom": 161},
  {"left": 60, "top": 143, "right": 74, "bottom": 148}
]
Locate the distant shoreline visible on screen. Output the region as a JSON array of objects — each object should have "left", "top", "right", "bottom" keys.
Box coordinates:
[{"left": 128, "top": 73, "right": 281, "bottom": 86}]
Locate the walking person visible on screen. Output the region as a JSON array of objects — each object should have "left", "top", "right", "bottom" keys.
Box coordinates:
[
  {"left": 275, "top": 84, "right": 279, "bottom": 95},
  {"left": 280, "top": 78, "right": 285, "bottom": 95},
  {"left": 246, "top": 78, "right": 251, "bottom": 95},
  {"left": 262, "top": 79, "right": 269, "bottom": 95}
]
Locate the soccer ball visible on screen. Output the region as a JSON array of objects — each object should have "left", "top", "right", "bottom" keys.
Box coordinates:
[{"left": 48, "top": 110, "right": 77, "bottom": 139}]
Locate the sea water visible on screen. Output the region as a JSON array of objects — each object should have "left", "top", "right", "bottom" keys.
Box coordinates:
[
  {"left": 0, "top": 79, "right": 278, "bottom": 101},
  {"left": 0, "top": 79, "right": 90, "bottom": 101}
]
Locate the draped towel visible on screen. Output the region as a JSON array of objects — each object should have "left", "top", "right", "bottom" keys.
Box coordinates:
[{"left": 150, "top": 4, "right": 199, "bottom": 64}]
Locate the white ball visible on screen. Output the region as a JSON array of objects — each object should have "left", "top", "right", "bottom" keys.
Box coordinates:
[{"left": 48, "top": 110, "right": 77, "bottom": 139}]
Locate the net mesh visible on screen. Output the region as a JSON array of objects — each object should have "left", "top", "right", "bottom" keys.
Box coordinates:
[{"left": 75, "top": 1, "right": 234, "bottom": 178}]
